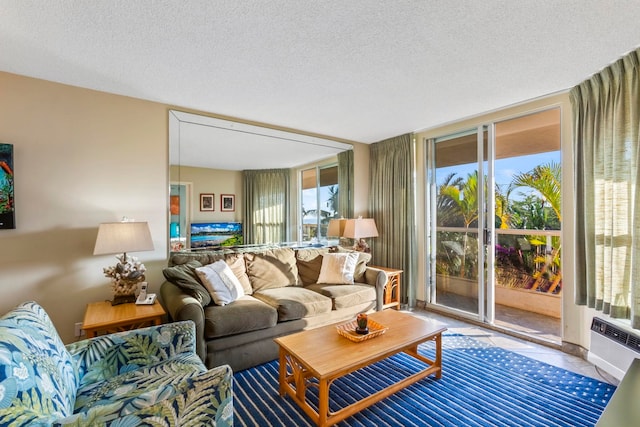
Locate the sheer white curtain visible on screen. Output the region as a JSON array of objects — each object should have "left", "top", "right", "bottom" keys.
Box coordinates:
[
  {"left": 571, "top": 48, "right": 640, "bottom": 328},
  {"left": 243, "top": 169, "right": 290, "bottom": 244}
]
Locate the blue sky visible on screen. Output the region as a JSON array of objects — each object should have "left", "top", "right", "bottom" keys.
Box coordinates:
[
  {"left": 438, "top": 151, "right": 561, "bottom": 200},
  {"left": 301, "top": 150, "right": 561, "bottom": 224}
]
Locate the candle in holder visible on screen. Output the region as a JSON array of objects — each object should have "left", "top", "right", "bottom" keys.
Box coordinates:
[{"left": 356, "top": 313, "right": 369, "bottom": 335}]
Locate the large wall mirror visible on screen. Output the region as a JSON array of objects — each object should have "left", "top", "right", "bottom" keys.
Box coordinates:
[{"left": 169, "top": 110, "right": 353, "bottom": 250}]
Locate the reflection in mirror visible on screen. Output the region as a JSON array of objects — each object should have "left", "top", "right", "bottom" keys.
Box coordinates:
[{"left": 168, "top": 110, "right": 353, "bottom": 251}]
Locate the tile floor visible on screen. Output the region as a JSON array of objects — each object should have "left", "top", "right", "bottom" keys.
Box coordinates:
[{"left": 406, "top": 307, "right": 620, "bottom": 386}]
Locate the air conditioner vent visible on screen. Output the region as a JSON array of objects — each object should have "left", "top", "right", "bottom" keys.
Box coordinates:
[
  {"left": 604, "top": 325, "right": 628, "bottom": 344},
  {"left": 591, "top": 317, "right": 640, "bottom": 352},
  {"left": 628, "top": 334, "right": 640, "bottom": 351},
  {"left": 589, "top": 317, "right": 640, "bottom": 379}
]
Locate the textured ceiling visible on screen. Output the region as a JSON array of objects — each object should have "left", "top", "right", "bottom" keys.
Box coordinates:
[{"left": 2, "top": 1, "right": 640, "bottom": 166}]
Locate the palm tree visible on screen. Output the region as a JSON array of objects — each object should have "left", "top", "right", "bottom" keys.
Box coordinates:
[
  {"left": 510, "top": 161, "right": 562, "bottom": 292},
  {"left": 511, "top": 161, "right": 561, "bottom": 222},
  {"left": 439, "top": 171, "right": 480, "bottom": 277},
  {"left": 495, "top": 184, "right": 511, "bottom": 229},
  {"left": 326, "top": 185, "right": 339, "bottom": 218},
  {"left": 437, "top": 172, "right": 465, "bottom": 227}
]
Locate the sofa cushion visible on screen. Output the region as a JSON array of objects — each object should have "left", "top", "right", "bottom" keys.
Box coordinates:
[
  {"left": 252, "top": 287, "right": 332, "bottom": 321},
  {"left": 330, "top": 247, "right": 372, "bottom": 282},
  {"left": 305, "top": 283, "right": 377, "bottom": 310},
  {"left": 295, "top": 247, "right": 331, "bottom": 285},
  {"left": 317, "top": 252, "right": 359, "bottom": 284},
  {"left": 224, "top": 253, "right": 253, "bottom": 295},
  {"left": 203, "top": 296, "right": 278, "bottom": 339},
  {"left": 0, "top": 302, "right": 78, "bottom": 424},
  {"left": 244, "top": 248, "right": 299, "bottom": 291},
  {"left": 162, "top": 261, "right": 212, "bottom": 306},
  {"left": 196, "top": 260, "right": 246, "bottom": 306}
]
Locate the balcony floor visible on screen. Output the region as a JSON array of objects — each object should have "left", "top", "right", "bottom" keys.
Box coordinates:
[{"left": 428, "top": 291, "right": 562, "bottom": 344}]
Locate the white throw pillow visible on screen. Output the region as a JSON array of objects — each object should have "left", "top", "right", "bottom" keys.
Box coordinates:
[
  {"left": 317, "top": 252, "right": 359, "bottom": 285},
  {"left": 196, "top": 260, "right": 245, "bottom": 305}
]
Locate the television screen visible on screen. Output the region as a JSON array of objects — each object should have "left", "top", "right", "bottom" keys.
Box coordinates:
[{"left": 190, "top": 222, "right": 243, "bottom": 248}]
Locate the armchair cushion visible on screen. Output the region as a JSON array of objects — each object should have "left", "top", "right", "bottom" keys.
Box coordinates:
[
  {"left": 0, "top": 301, "right": 78, "bottom": 426},
  {"left": 0, "top": 302, "right": 233, "bottom": 427}
]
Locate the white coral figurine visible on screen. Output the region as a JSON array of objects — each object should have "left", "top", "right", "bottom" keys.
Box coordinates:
[
  {"left": 103, "top": 254, "right": 146, "bottom": 282},
  {"left": 103, "top": 254, "right": 147, "bottom": 298}
]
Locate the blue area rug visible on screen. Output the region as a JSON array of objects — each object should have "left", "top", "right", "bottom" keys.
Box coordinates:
[{"left": 233, "top": 335, "right": 616, "bottom": 426}]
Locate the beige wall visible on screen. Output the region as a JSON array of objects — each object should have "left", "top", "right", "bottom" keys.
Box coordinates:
[
  {"left": 0, "top": 72, "right": 168, "bottom": 343},
  {"left": 170, "top": 165, "right": 243, "bottom": 223},
  {"left": 4, "top": 70, "right": 588, "bottom": 351},
  {"left": 413, "top": 91, "right": 591, "bottom": 350},
  {"left": 0, "top": 72, "right": 372, "bottom": 344},
  {"left": 174, "top": 150, "right": 370, "bottom": 243},
  {"left": 352, "top": 141, "right": 370, "bottom": 217}
]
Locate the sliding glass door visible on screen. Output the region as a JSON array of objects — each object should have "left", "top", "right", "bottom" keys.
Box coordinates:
[
  {"left": 300, "top": 164, "right": 339, "bottom": 244},
  {"left": 427, "top": 127, "right": 488, "bottom": 318},
  {"left": 427, "top": 109, "right": 562, "bottom": 341}
]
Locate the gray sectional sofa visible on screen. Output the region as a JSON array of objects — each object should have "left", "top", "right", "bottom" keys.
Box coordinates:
[{"left": 160, "top": 245, "right": 388, "bottom": 372}]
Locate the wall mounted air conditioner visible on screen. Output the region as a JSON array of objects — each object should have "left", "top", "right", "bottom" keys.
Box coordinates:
[{"left": 588, "top": 317, "right": 640, "bottom": 380}]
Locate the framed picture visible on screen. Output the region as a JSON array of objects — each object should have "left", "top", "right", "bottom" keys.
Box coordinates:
[
  {"left": 200, "top": 193, "right": 215, "bottom": 211},
  {"left": 170, "top": 195, "right": 180, "bottom": 215},
  {"left": 221, "top": 194, "right": 235, "bottom": 212},
  {"left": 0, "top": 143, "right": 15, "bottom": 230}
]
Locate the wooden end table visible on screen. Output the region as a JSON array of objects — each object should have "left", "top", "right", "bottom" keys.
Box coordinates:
[
  {"left": 82, "top": 301, "right": 166, "bottom": 338},
  {"left": 274, "top": 310, "right": 446, "bottom": 427},
  {"left": 370, "top": 266, "right": 403, "bottom": 310}
]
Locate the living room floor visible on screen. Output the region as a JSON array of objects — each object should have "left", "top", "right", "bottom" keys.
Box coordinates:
[{"left": 407, "top": 308, "right": 620, "bottom": 386}]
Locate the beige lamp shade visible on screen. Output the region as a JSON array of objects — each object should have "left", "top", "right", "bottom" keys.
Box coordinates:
[
  {"left": 93, "top": 221, "right": 154, "bottom": 256},
  {"left": 343, "top": 218, "right": 379, "bottom": 239},
  {"left": 327, "top": 218, "right": 347, "bottom": 237}
]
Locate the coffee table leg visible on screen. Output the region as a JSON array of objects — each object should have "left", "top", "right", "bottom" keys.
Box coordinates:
[
  {"left": 278, "top": 348, "right": 287, "bottom": 396},
  {"left": 435, "top": 333, "right": 443, "bottom": 379},
  {"left": 318, "top": 379, "right": 329, "bottom": 426}
]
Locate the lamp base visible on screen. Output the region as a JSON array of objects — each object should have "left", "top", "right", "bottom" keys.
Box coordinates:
[
  {"left": 353, "top": 238, "right": 371, "bottom": 253},
  {"left": 111, "top": 295, "right": 137, "bottom": 306}
]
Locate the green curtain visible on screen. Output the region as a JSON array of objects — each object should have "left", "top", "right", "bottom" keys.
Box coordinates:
[
  {"left": 570, "top": 48, "right": 640, "bottom": 329},
  {"left": 369, "top": 134, "right": 416, "bottom": 308},
  {"left": 337, "top": 149, "right": 354, "bottom": 219},
  {"left": 243, "top": 169, "right": 290, "bottom": 244}
]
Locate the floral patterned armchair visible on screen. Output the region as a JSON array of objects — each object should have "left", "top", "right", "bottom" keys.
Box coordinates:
[{"left": 0, "top": 301, "right": 233, "bottom": 426}]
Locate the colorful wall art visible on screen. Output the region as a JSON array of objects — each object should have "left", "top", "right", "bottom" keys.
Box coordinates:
[{"left": 0, "top": 143, "right": 14, "bottom": 229}]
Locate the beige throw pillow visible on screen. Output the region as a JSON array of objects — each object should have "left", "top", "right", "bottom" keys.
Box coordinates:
[
  {"left": 330, "top": 246, "right": 372, "bottom": 282},
  {"left": 195, "top": 260, "right": 245, "bottom": 305},
  {"left": 245, "top": 248, "right": 299, "bottom": 291},
  {"left": 317, "top": 252, "right": 359, "bottom": 285}
]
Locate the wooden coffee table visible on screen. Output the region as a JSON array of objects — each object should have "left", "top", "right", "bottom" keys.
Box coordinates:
[{"left": 274, "top": 310, "right": 447, "bottom": 427}]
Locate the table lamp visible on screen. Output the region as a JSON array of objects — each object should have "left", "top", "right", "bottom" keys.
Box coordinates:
[
  {"left": 343, "top": 218, "right": 378, "bottom": 253},
  {"left": 93, "top": 219, "right": 154, "bottom": 305},
  {"left": 327, "top": 218, "right": 347, "bottom": 237}
]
